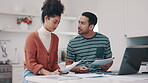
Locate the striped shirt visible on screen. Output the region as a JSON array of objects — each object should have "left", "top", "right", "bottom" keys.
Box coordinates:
[{"left": 66, "top": 32, "right": 112, "bottom": 73}]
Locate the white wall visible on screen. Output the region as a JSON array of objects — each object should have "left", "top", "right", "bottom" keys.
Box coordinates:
[
  {"left": 125, "top": 0, "right": 148, "bottom": 37},
  {"left": 62, "top": 0, "right": 98, "bottom": 17},
  {"left": 0, "top": 0, "right": 43, "bottom": 63},
  {"left": 0, "top": 32, "right": 28, "bottom": 63},
  {"left": 97, "top": 0, "right": 126, "bottom": 70},
  {"left": 0, "top": 0, "right": 43, "bottom": 14}
]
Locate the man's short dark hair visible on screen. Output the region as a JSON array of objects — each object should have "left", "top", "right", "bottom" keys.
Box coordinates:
[{"left": 82, "top": 12, "right": 98, "bottom": 26}]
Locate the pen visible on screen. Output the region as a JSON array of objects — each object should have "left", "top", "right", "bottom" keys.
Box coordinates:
[{"left": 86, "top": 76, "right": 104, "bottom": 78}]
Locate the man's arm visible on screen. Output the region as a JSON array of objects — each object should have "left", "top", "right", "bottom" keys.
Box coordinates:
[
  {"left": 99, "top": 38, "right": 113, "bottom": 71},
  {"left": 65, "top": 58, "right": 89, "bottom": 73},
  {"left": 99, "top": 57, "right": 113, "bottom": 71}
]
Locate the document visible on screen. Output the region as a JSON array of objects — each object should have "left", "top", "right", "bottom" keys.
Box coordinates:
[
  {"left": 38, "top": 75, "right": 82, "bottom": 81},
  {"left": 107, "top": 76, "right": 148, "bottom": 81},
  {"left": 91, "top": 57, "right": 114, "bottom": 66},
  {"left": 62, "top": 61, "right": 81, "bottom": 73},
  {"left": 74, "top": 73, "right": 111, "bottom": 78}
]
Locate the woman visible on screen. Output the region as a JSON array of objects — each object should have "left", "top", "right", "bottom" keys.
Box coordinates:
[{"left": 23, "top": 0, "right": 64, "bottom": 82}]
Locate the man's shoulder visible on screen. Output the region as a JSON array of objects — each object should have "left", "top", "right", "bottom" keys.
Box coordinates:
[
  {"left": 70, "top": 35, "right": 82, "bottom": 41},
  {"left": 96, "top": 32, "right": 109, "bottom": 39}
]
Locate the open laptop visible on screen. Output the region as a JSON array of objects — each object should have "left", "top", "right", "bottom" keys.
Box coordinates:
[{"left": 108, "top": 47, "right": 145, "bottom": 75}]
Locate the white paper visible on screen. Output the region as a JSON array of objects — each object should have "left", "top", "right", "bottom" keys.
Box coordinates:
[
  {"left": 62, "top": 61, "right": 81, "bottom": 73},
  {"left": 75, "top": 73, "right": 109, "bottom": 78},
  {"left": 107, "top": 76, "right": 148, "bottom": 81},
  {"left": 91, "top": 57, "right": 114, "bottom": 66},
  {"left": 38, "top": 75, "right": 82, "bottom": 81}
]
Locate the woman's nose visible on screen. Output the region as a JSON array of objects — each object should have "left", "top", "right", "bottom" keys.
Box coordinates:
[{"left": 55, "top": 23, "right": 59, "bottom": 27}]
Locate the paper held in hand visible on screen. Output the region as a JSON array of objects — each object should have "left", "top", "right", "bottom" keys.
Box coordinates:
[
  {"left": 91, "top": 57, "right": 115, "bottom": 66},
  {"left": 62, "top": 61, "right": 81, "bottom": 73}
]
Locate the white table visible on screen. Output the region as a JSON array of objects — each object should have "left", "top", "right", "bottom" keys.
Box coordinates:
[{"left": 26, "top": 73, "right": 148, "bottom": 83}]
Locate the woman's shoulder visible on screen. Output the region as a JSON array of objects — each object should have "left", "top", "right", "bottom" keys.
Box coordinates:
[
  {"left": 27, "top": 31, "right": 37, "bottom": 37},
  {"left": 51, "top": 33, "right": 59, "bottom": 39},
  {"left": 26, "top": 31, "right": 39, "bottom": 41},
  {"left": 51, "top": 32, "right": 56, "bottom": 36}
]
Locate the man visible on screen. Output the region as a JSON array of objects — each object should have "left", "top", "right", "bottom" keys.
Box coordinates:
[{"left": 65, "top": 12, "right": 113, "bottom": 73}]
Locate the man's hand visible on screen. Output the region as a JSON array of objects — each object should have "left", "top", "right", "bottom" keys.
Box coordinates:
[
  {"left": 65, "top": 58, "right": 89, "bottom": 73},
  {"left": 99, "top": 61, "right": 113, "bottom": 71},
  {"left": 78, "top": 66, "right": 89, "bottom": 73}
]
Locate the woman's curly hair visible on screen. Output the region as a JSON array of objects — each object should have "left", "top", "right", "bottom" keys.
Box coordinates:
[{"left": 41, "top": 0, "right": 64, "bottom": 23}]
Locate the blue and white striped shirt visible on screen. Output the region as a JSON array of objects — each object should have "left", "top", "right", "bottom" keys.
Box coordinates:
[{"left": 66, "top": 32, "right": 112, "bottom": 73}]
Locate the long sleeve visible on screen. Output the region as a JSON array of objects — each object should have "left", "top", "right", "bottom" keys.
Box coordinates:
[
  {"left": 24, "top": 32, "right": 60, "bottom": 74},
  {"left": 24, "top": 33, "right": 43, "bottom": 74}
]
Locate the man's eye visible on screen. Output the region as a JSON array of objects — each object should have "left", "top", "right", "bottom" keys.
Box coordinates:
[
  {"left": 81, "top": 22, "right": 85, "bottom": 25},
  {"left": 53, "top": 21, "right": 57, "bottom": 24},
  {"left": 78, "top": 21, "right": 80, "bottom": 24}
]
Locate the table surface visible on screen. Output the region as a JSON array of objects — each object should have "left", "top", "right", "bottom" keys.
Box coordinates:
[{"left": 26, "top": 73, "right": 148, "bottom": 83}]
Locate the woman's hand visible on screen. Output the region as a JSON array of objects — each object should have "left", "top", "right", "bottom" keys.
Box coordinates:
[
  {"left": 41, "top": 68, "right": 61, "bottom": 75},
  {"left": 51, "top": 69, "right": 62, "bottom": 75}
]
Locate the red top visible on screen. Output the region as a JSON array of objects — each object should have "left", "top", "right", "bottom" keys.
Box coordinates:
[{"left": 24, "top": 31, "right": 60, "bottom": 75}]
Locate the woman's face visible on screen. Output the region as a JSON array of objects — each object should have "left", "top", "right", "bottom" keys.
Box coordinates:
[{"left": 44, "top": 15, "right": 61, "bottom": 32}]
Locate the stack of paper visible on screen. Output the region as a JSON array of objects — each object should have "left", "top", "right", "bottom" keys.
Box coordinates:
[
  {"left": 61, "top": 57, "right": 114, "bottom": 73},
  {"left": 91, "top": 57, "right": 115, "bottom": 66},
  {"left": 62, "top": 61, "right": 81, "bottom": 73}
]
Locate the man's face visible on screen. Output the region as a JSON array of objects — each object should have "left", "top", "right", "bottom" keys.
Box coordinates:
[{"left": 78, "top": 16, "right": 91, "bottom": 35}]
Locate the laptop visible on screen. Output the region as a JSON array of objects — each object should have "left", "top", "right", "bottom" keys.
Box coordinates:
[{"left": 108, "top": 47, "right": 145, "bottom": 75}]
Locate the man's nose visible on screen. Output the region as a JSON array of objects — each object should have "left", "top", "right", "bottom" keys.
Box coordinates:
[{"left": 78, "top": 23, "right": 81, "bottom": 28}]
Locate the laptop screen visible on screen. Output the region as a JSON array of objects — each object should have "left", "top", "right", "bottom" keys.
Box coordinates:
[{"left": 118, "top": 47, "right": 145, "bottom": 75}]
